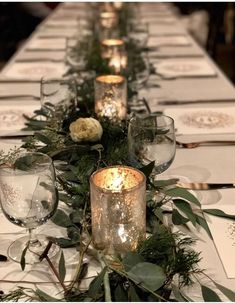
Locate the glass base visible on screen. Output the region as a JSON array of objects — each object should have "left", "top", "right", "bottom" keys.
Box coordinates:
[{"left": 8, "top": 234, "right": 60, "bottom": 264}]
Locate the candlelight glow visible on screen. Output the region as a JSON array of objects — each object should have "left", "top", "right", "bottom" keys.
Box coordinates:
[
  {"left": 96, "top": 75, "right": 124, "bottom": 84},
  {"left": 90, "top": 166, "right": 146, "bottom": 254},
  {"left": 92, "top": 166, "right": 144, "bottom": 191},
  {"left": 102, "top": 39, "right": 124, "bottom": 47}
]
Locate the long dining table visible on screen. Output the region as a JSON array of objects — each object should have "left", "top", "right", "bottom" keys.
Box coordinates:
[{"left": 0, "top": 2, "right": 235, "bottom": 300}]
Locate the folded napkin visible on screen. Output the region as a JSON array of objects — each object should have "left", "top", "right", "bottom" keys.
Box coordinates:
[{"left": 164, "top": 106, "right": 235, "bottom": 135}]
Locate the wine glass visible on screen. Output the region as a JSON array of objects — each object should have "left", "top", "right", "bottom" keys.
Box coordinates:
[
  {"left": 65, "top": 37, "right": 87, "bottom": 71},
  {"left": 0, "top": 152, "right": 59, "bottom": 264},
  {"left": 40, "top": 76, "right": 77, "bottom": 107},
  {"left": 128, "top": 114, "right": 176, "bottom": 176}
]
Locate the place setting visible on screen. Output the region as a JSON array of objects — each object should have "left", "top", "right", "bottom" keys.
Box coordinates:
[{"left": 153, "top": 57, "right": 217, "bottom": 79}]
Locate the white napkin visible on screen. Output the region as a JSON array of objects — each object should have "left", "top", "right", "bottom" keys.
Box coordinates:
[{"left": 164, "top": 106, "right": 235, "bottom": 135}]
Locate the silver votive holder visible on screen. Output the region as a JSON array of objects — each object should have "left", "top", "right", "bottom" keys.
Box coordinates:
[
  {"left": 90, "top": 165, "right": 146, "bottom": 255},
  {"left": 95, "top": 75, "right": 127, "bottom": 121}
]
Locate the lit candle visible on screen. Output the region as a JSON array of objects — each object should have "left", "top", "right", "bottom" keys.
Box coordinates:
[
  {"left": 113, "top": 2, "right": 124, "bottom": 10},
  {"left": 90, "top": 166, "right": 146, "bottom": 255},
  {"left": 101, "top": 39, "right": 124, "bottom": 59},
  {"left": 95, "top": 75, "right": 127, "bottom": 121},
  {"left": 100, "top": 11, "right": 118, "bottom": 29}
]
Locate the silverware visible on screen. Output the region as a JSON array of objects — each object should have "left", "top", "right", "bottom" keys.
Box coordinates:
[
  {"left": 15, "top": 58, "right": 64, "bottom": 63},
  {"left": 176, "top": 140, "right": 235, "bottom": 148},
  {"left": 158, "top": 98, "right": 235, "bottom": 105},
  {"left": 0, "top": 134, "right": 33, "bottom": 140},
  {"left": 176, "top": 182, "right": 235, "bottom": 190},
  {"left": 0, "top": 95, "right": 40, "bottom": 100},
  {"left": 25, "top": 48, "right": 65, "bottom": 52},
  {"left": 0, "top": 79, "right": 40, "bottom": 83}
]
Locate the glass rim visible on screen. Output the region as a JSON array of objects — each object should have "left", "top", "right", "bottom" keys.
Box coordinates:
[
  {"left": 0, "top": 151, "right": 53, "bottom": 175},
  {"left": 90, "top": 165, "right": 146, "bottom": 194},
  {"left": 129, "top": 114, "right": 174, "bottom": 129}
]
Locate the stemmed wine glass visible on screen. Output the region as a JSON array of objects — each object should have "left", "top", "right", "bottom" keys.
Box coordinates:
[
  {"left": 0, "top": 152, "right": 59, "bottom": 264},
  {"left": 40, "top": 76, "right": 77, "bottom": 107},
  {"left": 128, "top": 114, "right": 176, "bottom": 177}
]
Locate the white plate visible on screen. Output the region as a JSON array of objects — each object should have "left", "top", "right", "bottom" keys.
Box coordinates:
[
  {"left": 0, "top": 104, "right": 40, "bottom": 136},
  {"left": 3, "top": 62, "right": 66, "bottom": 80},
  {"left": 164, "top": 106, "right": 235, "bottom": 135},
  {"left": 155, "top": 58, "right": 216, "bottom": 77}
]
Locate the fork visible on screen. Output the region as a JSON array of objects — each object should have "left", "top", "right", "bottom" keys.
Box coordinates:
[{"left": 176, "top": 140, "right": 235, "bottom": 148}]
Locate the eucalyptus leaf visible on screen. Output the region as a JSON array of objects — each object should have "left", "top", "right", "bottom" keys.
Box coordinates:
[
  {"left": 165, "top": 187, "right": 201, "bottom": 207},
  {"left": 128, "top": 284, "right": 141, "bottom": 302},
  {"left": 139, "top": 161, "right": 155, "bottom": 178},
  {"left": 127, "top": 262, "right": 166, "bottom": 291},
  {"left": 67, "top": 226, "right": 80, "bottom": 242},
  {"left": 173, "top": 200, "right": 197, "bottom": 226},
  {"left": 122, "top": 252, "right": 144, "bottom": 271},
  {"left": 35, "top": 288, "right": 59, "bottom": 302},
  {"left": 114, "top": 284, "right": 128, "bottom": 302},
  {"left": 172, "top": 284, "right": 188, "bottom": 302},
  {"left": 56, "top": 237, "right": 79, "bottom": 248},
  {"left": 51, "top": 209, "right": 72, "bottom": 228},
  {"left": 214, "top": 282, "right": 235, "bottom": 301},
  {"left": 203, "top": 209, "right": 235, "bottom": 220},
  {"left": 88, "top": 267, "right": 107, "bottom": 298},
  {"left": 34, "top": 132, "right": 52, "bottom": 145},
  {"left": 59, "top": 251, "right": 66, "bottom": 283},
  {"left": 20, "top": 243, "right": 29, "bottom": 271},
  {"left": 195, "top": 214, "right": 213, "bottom": 239},
  {"left": 201, "top": 285, "right": 221, "bottom": 302},
  {"left": 172, "top": 208, "right": 189, "bottom": 225},
  {"left": 154, "top": 178, "right": 179, "bottom": 188}
]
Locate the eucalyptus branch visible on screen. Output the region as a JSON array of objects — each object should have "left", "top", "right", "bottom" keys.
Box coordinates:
[
  {"left": 39, "top": 241, "right": 67, "bottom": 292},
  {"left": 68, "top": 237, "right": 92, "bottom": 290},
  {"left": 97, "top": 252, "right": 112, "bottom": 302}
]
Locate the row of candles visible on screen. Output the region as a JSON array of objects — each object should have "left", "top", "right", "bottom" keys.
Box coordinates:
[{"left": 90, "top": 3, "right": 146, "bottom": 256}]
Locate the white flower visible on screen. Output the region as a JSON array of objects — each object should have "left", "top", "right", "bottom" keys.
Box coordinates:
[{"left": 69, "top": 117, "right": 103, "bottom": 143}]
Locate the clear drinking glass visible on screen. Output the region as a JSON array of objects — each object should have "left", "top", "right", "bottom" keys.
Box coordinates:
[
  {"left": 40, "top": 76, "right": 77, "bottom": 106},
  {"left": 0, "top": 152, "right": 59, "bottom": 264},
  {"left": 65, "top": 37, "right": 87, "bottom": 71},
  {"left": 128, "top": 114, "right": 176, "bottom": 175},
  {"left": 128, "top": 22, "right": 149, "bottom": 48}
]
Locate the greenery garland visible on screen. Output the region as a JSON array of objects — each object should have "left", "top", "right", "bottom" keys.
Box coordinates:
[{"left": 1, "top": 3, "right": 235, "bottom": 302}]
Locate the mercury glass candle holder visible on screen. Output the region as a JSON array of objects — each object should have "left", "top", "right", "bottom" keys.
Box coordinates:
[
  {"left": 101, "top": 39, "right": 124, "bottom": 59},
  {"left": 100, "top": 11, "right": 118, "bottom": 29},
  {"left": 95, "top": 75, "right": 127, "bottom": 121},
  {"left": 90, "top": 166, "right": 146, "bottom": 255}
]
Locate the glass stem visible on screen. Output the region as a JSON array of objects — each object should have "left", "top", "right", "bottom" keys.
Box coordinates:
[{"left": 28, "top": 228, "right": 41, "bottom": 247}]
